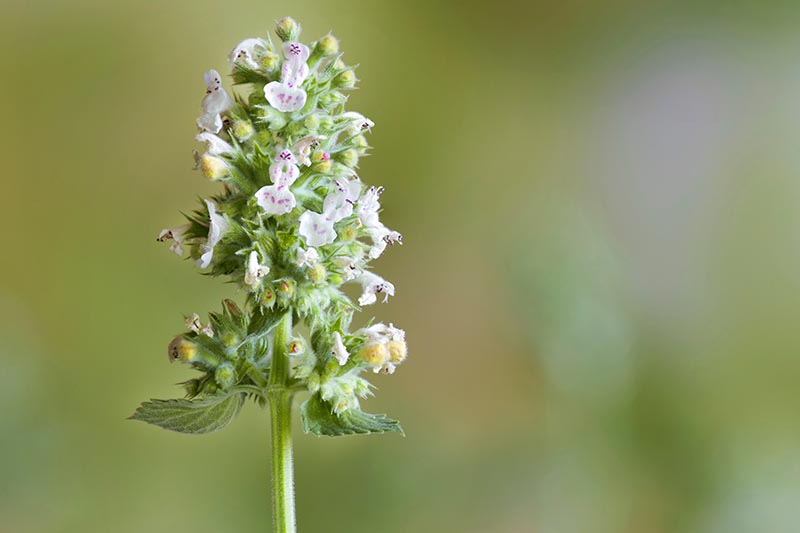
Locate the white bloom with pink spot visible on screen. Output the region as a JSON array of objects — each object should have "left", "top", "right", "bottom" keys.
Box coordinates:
[{"left": 264, "top": 42, "right": 310, "bottom": 113}]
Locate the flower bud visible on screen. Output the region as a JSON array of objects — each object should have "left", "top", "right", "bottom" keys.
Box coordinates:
[
  {"left": 275, "top": 16, "right": 301, "bottom": 42},
  {"left": 319, "top": 91, "right": 346, "bottom": 108},
  {"left": 353, "top": 134, "right": 369, "bottom": 150},
  {"left": 214, "top": 362, "right": 236, "bottom": 390},
  {"left": 303, "top": 113, "right": 320, "bottom": 130},
  {"left": 307, "top": 372, "right": 321, "bottom": 393},
  {"left": 359, "top": 343, "right": 389, "bottom": 367},
  {"left": 288, "top": 340, "right": 304, "bottom": 354},
  {"left": 334, "top": 70, "right": 356, "bottom": 89},
  {"left": 337, "top": 148, "right": 359, "bottom": 168},
  {"left": 339, "top": 225, "right": 357, "bottom": 241},
  {"left": 260, "top": 51, "right": 279, "bottom": 71},
  {"left": 328, "top": 273, "right": 343, "bottom": 285},
  {"left": 200, "top": 154, "right": 228, "bottom": 180},
  {"left": 262, "top": 286, "right": 277, "bottom": 307},
  {"left": 168, "top": 336, "right": 198, "bottom": 363},
  {"left": 387, "top": 340, "right": 407, "bottom": 363},
  {"left": 312, "top": 155, "right": 332, "bottom": 174},
  {"left": 308, "top": 263, "right": 326, "bottom": 283},
  {"left": 277, "top": 279, "right": 296, "bottom": 299},
  {"left": 232, "top": 120, "right": 254, "bottom": 141},
  {"left": 221, "top": 332, "right": 239, "bottom": 348},
  {"left": 317, "top": 35, "right": 339, "bottom": 56},
  {"left": 334, "top": 398, "right": 351, "bottom": 414}
]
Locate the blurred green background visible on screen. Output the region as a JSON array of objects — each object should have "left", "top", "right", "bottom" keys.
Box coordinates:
[{"left": 3, "top": 0, "right": 800, "bottom": 531}]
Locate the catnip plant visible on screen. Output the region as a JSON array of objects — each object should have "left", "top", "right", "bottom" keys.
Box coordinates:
[{"left": 131, "top": 17, "right": 407, "bottom": 532}]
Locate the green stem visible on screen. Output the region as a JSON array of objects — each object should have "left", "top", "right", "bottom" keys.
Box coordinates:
[{"left": 267, "top": 311, "right": 296, "bottom": 533}]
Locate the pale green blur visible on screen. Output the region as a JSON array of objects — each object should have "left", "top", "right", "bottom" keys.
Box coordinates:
[{"left": 2, "top": 1, "right": 800, "bottom": 532}]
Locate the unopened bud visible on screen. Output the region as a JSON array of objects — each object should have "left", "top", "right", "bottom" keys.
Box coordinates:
[
  {"left": 221, "top": 332, "right": 239, "bottom": 348},
  {"left": 308, "top": 372, "right": 321, "bottom": 393},
  {"left": 200, "top": 154, "right": 228, "bottom": 180},
  {"left": 232, "top": 120, "right": 254, "bottom": 141},
  {"left": 303, "top": 113, "right": 320, "bottom": 130},
  {"left": 339, "top": 225, "right": 357, "bottom": 241},
  {"left": 334, "top": 70, "right": 356, "bottom": 89},
  {"left": 308, "top": 263, "right": 327, "bottom": 283},
  {"left": 262, "top": 286, "right": 277, "bottom": 307},
  {"left": 275, "top": 17, "right": 301, "bottom": 42},
  {"left": 168, "top": 336, "right": 198, "bottom": 363},
  {"left": 277, "top": 279, "right": 296, "bottom": 299},
  {"left": 387, "top": 340, "right": 407, "bottom": 363},
  {"left": 260, "top": 51, "right": 279, "bottom": 71},
  {"left": 337, "top": 148, "right": 359, "bottom": 168},
  {"left": 215, "top": 363, "right": 236, "bottom": 389},
  {"left": 359, "top": 343, "right": 389, "bottom": 367},
  {"left": 317, "top": 35, "right": 339, "bottom": 56}
]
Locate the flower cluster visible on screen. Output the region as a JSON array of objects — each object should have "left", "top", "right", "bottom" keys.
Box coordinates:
[{"left": 146, "top": 17, "right": 407, "bottom": 433}]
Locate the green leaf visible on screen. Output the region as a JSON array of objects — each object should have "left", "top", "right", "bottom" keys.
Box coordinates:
[
  {"left": 129, "top": 393, "right": 245, "bottom": 434},
  {"left": 301, "top": 394, "right": 403, "bottom": 437}
]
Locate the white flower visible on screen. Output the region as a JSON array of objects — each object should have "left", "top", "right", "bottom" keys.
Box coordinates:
[
  {"left": 157, "top": 224, "right": 189, "bottom": 256},
  {"left": 298, "top": 210, "right": 336, "bottom": 247},
  {"left": 195, "top": 132, "right": 234, "bottom": 155},
  {"left": 334, "top": 257, "right": 362, "bottom": 281},
  {"left": 341, "top": 111, "right": 374, "bottom": 132},
  {"left": 332, "top": 332, "right": 349, "bottom": 366},
  {"left": 197, "top": 199, "right": 231, "bottom": 269},
  {"left": 296, "top": 247, "right": 319, "bottom": 267},
  {"left": 197, "top": 70, "right": 232, "bottom": 133},
  {"left": 229, "top": 38, "right": 267, "bottom": 70},
  {"left": 269, "top": 149, "right": 300, "bottom": 183},
  {"left": 255, "top": 149, "right": 300, "bottom": 216},
  {"left": 356, "top": 186, "right": 401, "bottom": 258},
  {"left": 324, "top": 178, "right": 362, "bottom": 223},
  {"left": 256, "top": 185, "right": 296, "bottom": 215},
  {"left": 244, "top": 250, "right": 270, "bottom": 290},
  {"left": 290, "top": 135, "right": 325, "bottom": 166},
  {"left": 185, "top": 313, "right": 202, "bottom": 333},
  {"left": 264, "top": 42, "right": 310, "bottom": 113},
  {"left": 366, "top": 225, "right": 403, "bottom": 259},
  {"left": 185, "top": 313, "right": 214, "bottom": 337},
  {"left": 357, "top": 271, "right": 395, "bottom": 306}
]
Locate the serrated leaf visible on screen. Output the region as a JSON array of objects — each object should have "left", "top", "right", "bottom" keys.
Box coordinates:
[
  {"left": 301, "top": 394, "right": 403, "bottom": 437},
  {"left": 129, "top": 393, "right": 244, "bottom": 434}
]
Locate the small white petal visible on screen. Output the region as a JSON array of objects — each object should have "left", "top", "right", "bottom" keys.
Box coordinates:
[
  {"left": 200, "top": 70, "right": 232, "bottom": 116},
  {"left": 282, "top": 41, "right": 310, "bottom": 64},
  {"left": 197, "top": 112, "right": 223, "bottom": 134},
  {"left": 244, "top": 250, "right": 270, "bottom": 289},
  {"left": 296, "top": 247, "right": 320, "bottom": 267},
  {"left": 357, "top": 272, "right": 395, "bottom": 306},
  {"left": 185, "top": 313, "right": 202, "bottom": 333},
  {"left": 269, "top": 149, "right": 300, "bottom": 185},
  {"left": 195, "top": 132, "right": 234, "bottom": 155},
  {"left": 229, "top": 38, "right": 266, "bottom": 70},
  {"left": 290, "top": 135, "right": 325, "bottom": 167},
  {"left": 197, "top": 200, "right": 230, "bottom": 269},
  {"left": 332, "top": 332, "right": 349, "bottom": 366},
  {"left": 157, "top": 224, "right": 189, "bottom": 257},
  {"left": 341, "top": 111, "right": 374, "bottom": 131}
]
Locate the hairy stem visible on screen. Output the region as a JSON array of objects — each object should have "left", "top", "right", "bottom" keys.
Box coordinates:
[{"left": 267, "top": 311, "right": 296, "bottom": 533}]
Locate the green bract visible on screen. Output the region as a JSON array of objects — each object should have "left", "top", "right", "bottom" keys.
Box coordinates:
[{"left": 132, "top": 17, "right": 407, "bottom": 439}]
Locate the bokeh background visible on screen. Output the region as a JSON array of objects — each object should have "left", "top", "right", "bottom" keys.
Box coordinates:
[{"left": 3, "top": 0, "right": 800, "bottom": 531}]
